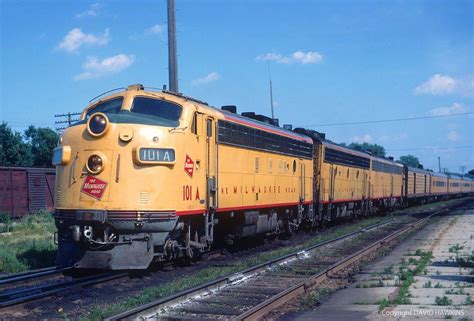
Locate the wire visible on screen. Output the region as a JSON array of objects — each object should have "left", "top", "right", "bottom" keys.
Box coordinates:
[
  {"left": 301, "top": 112, "right": 474, "bottom": 127},
  {"left": 386, "top": 145, "right": 473, "bottom": 151}
]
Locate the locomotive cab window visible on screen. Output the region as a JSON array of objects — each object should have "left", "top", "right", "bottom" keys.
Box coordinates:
[
  {"left": 86, "top": 97, "right": 123, "bottom": 118},
  {"left": 131, "top": 97, "right": 182, "bottom": 122}
]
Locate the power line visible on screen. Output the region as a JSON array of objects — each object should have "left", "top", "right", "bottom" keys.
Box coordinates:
[
  {"left": 386, "top": 145, "right": 473, "bottom": 151},
  {"left": 301, "top": 112, "right": 474, "bottom": 127}
]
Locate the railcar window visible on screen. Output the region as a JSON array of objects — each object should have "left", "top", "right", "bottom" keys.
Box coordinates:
[
  {"left": 86, "top": 97, "right": 123, "bottom": 118},
  {"left": 131, "top": 97, "right": 182, "bottom": 122}
]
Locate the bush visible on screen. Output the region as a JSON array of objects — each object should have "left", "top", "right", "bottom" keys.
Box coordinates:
[{"left": 0, "top": 211, "right": 11, "bottom": 224}]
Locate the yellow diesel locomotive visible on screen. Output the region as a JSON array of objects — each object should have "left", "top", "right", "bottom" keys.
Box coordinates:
[
  {"left": 53, "top": 85, "right": 313, "bottom": 269},
  {"left": 53, "top": 84, "right": 473, "bottom": 270}
]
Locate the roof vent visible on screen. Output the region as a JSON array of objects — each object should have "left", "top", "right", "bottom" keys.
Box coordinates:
[
  {"left": 221, "top": 105, "right": 237, "bottom": 113},
  {"left": 241, "top": 112, "right": 256, "bottom": 118},
  {"left": 127, "top": 84, "right": 144, "bottom": 91}
]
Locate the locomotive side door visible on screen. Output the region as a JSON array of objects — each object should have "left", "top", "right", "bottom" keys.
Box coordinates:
[
  {"left": 205, "top": 116, "right": 217, "bottom": 242},
  {"left": 299, "top": 161, "right": 305, "bottom": 202},
  {"left": 205, "top": 117, "right": 217, "bottom": 209}
]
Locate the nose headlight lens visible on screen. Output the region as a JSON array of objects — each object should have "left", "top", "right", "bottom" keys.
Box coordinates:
[
  {"left": 87, "top": 113, "right": 109, "bottom": 136},
  {"left": 87, "top": 154, "right": 103, "bottom": 174}
]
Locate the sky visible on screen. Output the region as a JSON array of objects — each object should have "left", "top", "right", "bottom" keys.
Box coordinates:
[{"left": 0, "top": 0, "right": 473, "bottom": 173}]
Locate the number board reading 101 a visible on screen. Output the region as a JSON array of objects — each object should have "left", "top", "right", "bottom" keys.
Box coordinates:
[{"left": 139, "top": 148, "right": 176, "bottom": 163}]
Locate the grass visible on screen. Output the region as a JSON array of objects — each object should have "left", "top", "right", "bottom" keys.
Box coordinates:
[
  {"left": 435, "top": 296, "right": 453, "bottom": 306},
  {"left": 0, "top": 210, "right": 57, "bottom": 273},
  {"left": 378, "top": 250, "right": 433, "bottom": 311},
  {"left": 301, "top": 288, "right": 333, "bottom": 307}
]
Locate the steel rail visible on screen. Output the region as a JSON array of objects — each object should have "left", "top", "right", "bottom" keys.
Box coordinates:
[
  {"left": 0, "top": 272, "right": 128, "bottom": 308},
  {"left": 0, "top": 266, "right": 71, "bottom": 286}
]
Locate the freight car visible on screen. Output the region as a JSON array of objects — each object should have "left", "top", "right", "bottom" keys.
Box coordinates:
[
  {"left": 52, "top": 84, "right": 472, "bottom": 270},
  {"left": 0, "top": 166, "right": 55, "bottom": 218}
]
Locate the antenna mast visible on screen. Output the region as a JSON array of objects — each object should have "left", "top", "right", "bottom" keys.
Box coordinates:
[
  {"left": 267, "top": 62, "right": 274, "bottom": 119},
  {"left": 167, "top": 0, "right": 178, "bottom": 93}
]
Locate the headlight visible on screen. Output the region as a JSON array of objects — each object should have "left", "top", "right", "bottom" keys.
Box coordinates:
[
  {"left": 87, "top": 112, "right": 109, "bottom": 137},
  {"left": 86, "top": 154, "right": 104, "bottom": 174}
]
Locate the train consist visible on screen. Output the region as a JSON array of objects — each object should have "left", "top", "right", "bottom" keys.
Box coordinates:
[{"left": 52, "top": 84, "right": 473, "bottom": 269}]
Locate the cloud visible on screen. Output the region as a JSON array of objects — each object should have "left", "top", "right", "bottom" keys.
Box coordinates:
[
  {"left": 447, "top": 130, "right": 461, "bottom": 142},
  {"left": 74, "top": 54, "right": 135, "bottom": 80},
  {"left": 76, "top": 3, "right": 100, "bottom": 18},
  {"left": 192, "top": 72, "right": 220, "bottom": 86},
  {"left": 414, "top": 74, "right": 473, "bottom": 96},
  {"left": 256, "top": 51, "right": 323, "bottom": 65},
  {"left": 145, "top": 24, "right": 165, "bottom": 36},
  {"left": 414, "top": 74, "right": 455, "bottom": 95},
  {"left": 58, "top": 28, "right": 110, "bottom": 53},
  {"left": 351, "top": 134, "right": 373, "bottom": 143},
  {"left": 428, "top": 103, "right": 469, "bottom": 116}
]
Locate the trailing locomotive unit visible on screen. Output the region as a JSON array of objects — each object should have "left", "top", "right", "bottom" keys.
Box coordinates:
[{"left": 53, "top": 84, "right": 314, "bottom": 269}]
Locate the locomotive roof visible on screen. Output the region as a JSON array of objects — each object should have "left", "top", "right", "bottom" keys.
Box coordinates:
[
  {"left": 430, "top": 172, "right": 449, "bottom": 178},
  {"left": 84, "top": 85, "right": 314, "bottom": 144},
  {"left": 218, "top": 110, "right": 313, "bottom": 144},
  {"left": 406, "top": 166, "right": 432, "bottom": 174},
  {"left": 319, "top": 140, "right": 372, "bottom": 159}
]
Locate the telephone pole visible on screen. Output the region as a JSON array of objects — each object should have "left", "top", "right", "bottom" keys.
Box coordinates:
[
  {"left": 167, "top": 0, "right": 179, "bottom": 93},
  {"left": 55, "top": 112, "right": 81, "bottom": 131},
  {"left": 438, "top": 157, "right": 441, "bottom": 173}
]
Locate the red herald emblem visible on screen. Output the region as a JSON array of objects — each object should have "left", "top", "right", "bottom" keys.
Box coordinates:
[
  {"left": 81, "top": 176, "right": 107, "bottom": 200},
  {"left": 184, "top": 154, "right": 194, "bottom": 178}
]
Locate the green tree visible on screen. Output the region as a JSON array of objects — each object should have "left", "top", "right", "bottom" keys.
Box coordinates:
[
  {"left": 0, "top": 123, "right": 32, "bottom": 166},
  {"left": 398, "top": 155, "right": 421, "bottom": 168},
  {"left": 468, "top": 169, "right": 474, "bottom": 176},
  {"left": 24, "top": 126, "right": 58, "bottom": 168},
  {"left": 348, "top": 142, "right": 386, "bottom": 157}
]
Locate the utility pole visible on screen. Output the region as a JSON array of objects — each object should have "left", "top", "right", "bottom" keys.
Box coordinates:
[
  {"left": 460, "top": 165, "right": 466, "bottom": 175},
  {"left": 167, "top": 0, "right": 178, "bottom": 93},
  {"left": 267, "top": 61, "right": 275, "bottom": 119},
  {"left": 54, "top": 112, "right": 81, "bottom": 131},
  {"left": 438, "top": 157, "right": 441, "bottom": 173}
]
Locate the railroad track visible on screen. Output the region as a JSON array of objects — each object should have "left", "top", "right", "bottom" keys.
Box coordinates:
[
  {"left": 105, "top": 201, "right": 466, "bottom": 321},
  {"left": 0, "top": 266, "right": 70, "bottom": 287},
  {"left": 0, "top": 272, "right": 128, "bottom": 308}
]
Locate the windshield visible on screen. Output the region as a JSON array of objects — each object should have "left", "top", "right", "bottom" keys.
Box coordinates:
[
  {"left": 86, "top": 97, "right": 123, "bottom": 118},
  {"left": 131, "top": 97, "right": 182, "bottom": 122}
]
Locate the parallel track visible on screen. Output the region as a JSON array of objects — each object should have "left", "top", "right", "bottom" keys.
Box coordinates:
[
  {"left": 0, "top": 272, "right": 128, "bottom": 308},
  {"left": 0, "top": 266, "right": 70, "bottom": 287},
  {"left": 105, "top": 199, "right": 468, "bottom": 321}
]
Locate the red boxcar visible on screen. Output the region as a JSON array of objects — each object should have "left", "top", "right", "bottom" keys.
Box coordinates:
[{"left": 0, "top": 167, "right": 55, "bottom": 218}]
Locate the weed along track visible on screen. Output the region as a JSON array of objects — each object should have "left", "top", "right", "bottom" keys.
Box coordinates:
[{"left": 104, "top": 202, "right": 464, "bottom": 321}]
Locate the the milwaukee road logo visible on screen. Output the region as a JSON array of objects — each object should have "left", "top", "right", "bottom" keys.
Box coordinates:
[{"left": 81, "top": 176, "right": 108, "bottom": 200}]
